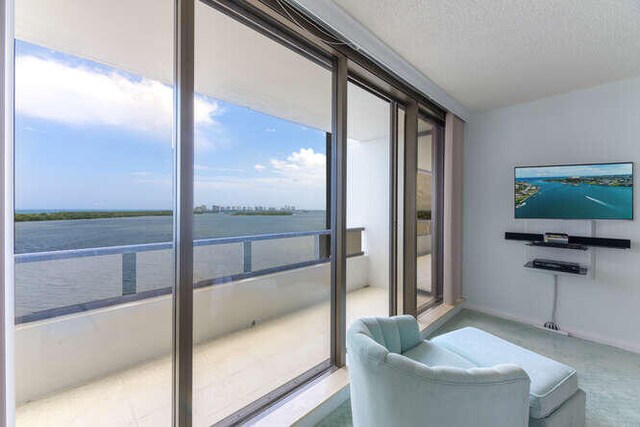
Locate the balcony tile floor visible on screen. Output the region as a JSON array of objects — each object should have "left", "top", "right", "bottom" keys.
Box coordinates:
[{"left": 16, "top": 286, "right": 389, "bottom": 427}]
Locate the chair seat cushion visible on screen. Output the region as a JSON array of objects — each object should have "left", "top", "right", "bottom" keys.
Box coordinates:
[
  {"left": 432, "top": 327, "right": 578, "bottom": 419},
  {"left": 403, "top": 341, "right": 477, "bottom": 369}
]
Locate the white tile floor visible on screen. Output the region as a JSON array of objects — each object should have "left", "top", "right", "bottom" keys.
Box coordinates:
[{"left": 16, "top": 286, "right": 389, "bottom": 427}]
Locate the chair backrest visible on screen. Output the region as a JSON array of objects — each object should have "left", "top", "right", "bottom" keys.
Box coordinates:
[{"left": 347, "top": 315, "right": 422, "bottom": 356}]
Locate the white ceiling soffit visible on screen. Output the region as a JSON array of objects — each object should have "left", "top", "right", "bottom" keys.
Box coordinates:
[
  {"left": 328, "top": 0, "right": 640, "bottom": 112},
  {"left": 290, "top": 0, "right": 470, "bottom": 120},
  {"left": 15, "top": 0, "right": 334, "bottom": 132},
  {"left": 15, "top": 0, "right": 395, "bottom": 140}
]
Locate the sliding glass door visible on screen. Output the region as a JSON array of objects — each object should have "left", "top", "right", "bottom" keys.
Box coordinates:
[
  {"left": 192, "top": 2, "right": 333, "bottom": 424},
  {"left": 6, "top": 1, "right": 450, "bottom": 424},
  {"left": 14, "top": 1, "right": 176, "bottom": 425}
]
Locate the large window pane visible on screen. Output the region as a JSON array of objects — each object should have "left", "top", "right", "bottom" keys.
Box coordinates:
[
  {"left": 192, "top": 3, "right": 332, "bottom": 425},
  {"left": 14, "top": 0, "right": 175, "bottom": 424},
  {"left": 346, "top": 82, "right": 391, "bottom": 327}
]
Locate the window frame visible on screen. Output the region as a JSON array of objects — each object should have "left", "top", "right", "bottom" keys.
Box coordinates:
[{"left": 1, "top": 0, "right": 451, "bottom": 425}]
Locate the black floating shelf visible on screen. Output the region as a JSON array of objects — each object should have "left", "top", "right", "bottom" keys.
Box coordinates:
[
  {"left": 524, "top": 261, "right": 588, "bottom": 275},
  {"left": 527, "top": 241, "right": 588, "bottom": 251}
]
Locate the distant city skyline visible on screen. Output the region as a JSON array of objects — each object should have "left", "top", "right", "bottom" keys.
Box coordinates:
[
  {"left": 15, "top": 40, "right": 327, "bottom": 211},
  {"left": 195, "top": 204, "right": 299, "bottom": 213}
]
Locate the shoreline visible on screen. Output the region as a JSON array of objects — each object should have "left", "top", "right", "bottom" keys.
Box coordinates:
[
  {"left": 15, "top": 210, "right": 173, "bottom": 222},
  {"left": 15, "top": 210, "right": 300, "bottom": 222}
]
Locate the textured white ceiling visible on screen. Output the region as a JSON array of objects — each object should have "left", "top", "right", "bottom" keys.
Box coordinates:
[{"left": 333, "top": 0, "right": 640, "bottom": 111}]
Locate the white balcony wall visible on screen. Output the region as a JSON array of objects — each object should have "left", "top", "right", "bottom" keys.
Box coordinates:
[
  {"left": 14, "top": 256, "right": 368, "bottom": 404},
  {"left": 347, "top": 138, "right": 389, "bottom": 290}
]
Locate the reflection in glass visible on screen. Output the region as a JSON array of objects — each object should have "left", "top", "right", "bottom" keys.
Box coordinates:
[
  {"left": 13, "top": 0, "right": 175, "bottom": 422},
  {"left": 192, "top": 3, "right": 332, "bottom": 424},
  {"left": 417, "top": 118, "right": 435, "bottom": 310}
]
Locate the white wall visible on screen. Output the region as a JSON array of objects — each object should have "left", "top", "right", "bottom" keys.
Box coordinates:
[
  {"left": 346, "top": 82, "right": 391, "bottom": 290},
  {"left": 347, "top": 138, "right": 389, "bottom": 289},
  {"left": 464, "top": 76, "right": 640, "bottom": 353}
]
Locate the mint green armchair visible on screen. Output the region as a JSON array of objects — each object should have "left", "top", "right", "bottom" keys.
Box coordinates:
[{"left": 347, "top": 316, "right": 531, "bottom": 427}]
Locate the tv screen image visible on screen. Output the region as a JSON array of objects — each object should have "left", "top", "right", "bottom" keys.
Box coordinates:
[{"left": 514, "top": 162, "right": 633, "bottom": 220}]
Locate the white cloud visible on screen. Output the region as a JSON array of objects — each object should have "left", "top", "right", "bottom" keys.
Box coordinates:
[
  {"left": 265, "top": 127, "right": 276, "bottom": 133},
  {"left": 194, "top": 164, "right": 209, "bottom": 171},
  {"left": 15, "top": 55, "right": 220, "bottom": 140},
  {"left": 254, "top": 164, "right": 266, "bottom": 171},
  {"left": 269, "top": 148, "right": 325, "bottom": 185}
]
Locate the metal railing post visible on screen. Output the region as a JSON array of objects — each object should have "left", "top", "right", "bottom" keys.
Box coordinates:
[
  {"left": 243, "top": 241, "right": 252, "bottom": 273},
  {"left": 122, "top": 252, "right": 137, "bottom": 296}
]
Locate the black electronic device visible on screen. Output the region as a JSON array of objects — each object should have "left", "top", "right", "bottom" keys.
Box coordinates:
[
  {"left": 544, "top": 233, "right": 569, "bottom": 244},
  {"left": 504, "top": 232, "right": 543, "bottom": 242},
  {"left": 505, "top": 232, "right": 630, "bottom": 249},
  {"left": 532, "top": 258, "right": 581, "bottom": 273}
]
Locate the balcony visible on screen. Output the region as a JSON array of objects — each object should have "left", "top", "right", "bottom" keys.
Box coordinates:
[{"left": 14, "top": 228, "right": 388, "bottom": 426}]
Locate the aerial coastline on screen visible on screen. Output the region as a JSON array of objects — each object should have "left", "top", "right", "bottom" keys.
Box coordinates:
[{"left": 514, "top": 163, "right": 633, "bottom": 219}]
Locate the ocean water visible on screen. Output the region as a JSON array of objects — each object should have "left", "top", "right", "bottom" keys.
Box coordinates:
[
  {"left": 15, "top": 210, "right": 327, "bottom": 253},
  {"left": 14, "top": 211, "right": 328, "bottom": 317},
  {"left": 515, "top": 179, "right": 633, "bottom": 220}
]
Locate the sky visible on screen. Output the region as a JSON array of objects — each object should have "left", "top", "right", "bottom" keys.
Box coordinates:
[
  {"left": 15, "top": 40, "right": 327, "bottom": 211},
  {"left": 515, "top": 163, "right": 633, "bottom": 179}
]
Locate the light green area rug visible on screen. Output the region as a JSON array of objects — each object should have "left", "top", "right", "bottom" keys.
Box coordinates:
[{"left": 317, "top": 309, "right": 640, "bottom": 426}]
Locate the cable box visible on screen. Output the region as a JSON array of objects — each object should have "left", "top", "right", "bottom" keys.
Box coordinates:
[
  {"left": 532, "top": 258, "right": 581, "bottom": 273},
  {"left": 544, "top": 232, "right": 569, "bottom": 244}
]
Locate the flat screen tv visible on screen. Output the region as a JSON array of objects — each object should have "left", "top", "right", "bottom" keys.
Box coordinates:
[{"left": 514, "top": 162, "right": 634, "bottom": 220}]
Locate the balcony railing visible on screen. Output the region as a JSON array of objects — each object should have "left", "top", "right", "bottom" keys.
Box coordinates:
[{"left": 14, "top": 228, "right": 365, "bottom": 324}]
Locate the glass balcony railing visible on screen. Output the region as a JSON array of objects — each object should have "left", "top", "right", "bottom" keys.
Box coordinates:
[{"left": 14, "top": 228, "right": 365, "bottom": 324}]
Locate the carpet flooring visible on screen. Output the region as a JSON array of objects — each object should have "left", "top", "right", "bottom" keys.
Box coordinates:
[{"left": 317, "top": 309, "right": 640, "bottom": 426}]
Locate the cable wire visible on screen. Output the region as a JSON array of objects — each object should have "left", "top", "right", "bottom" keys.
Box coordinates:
[{"left": 275, "top": 0, "right": 361, "bottom": 50}]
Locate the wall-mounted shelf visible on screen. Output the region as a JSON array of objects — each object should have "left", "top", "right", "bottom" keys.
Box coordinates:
[
  {"left": 524, "top": 261, "right": 588, "bottom": 276},
  {"left": 505, "top": 221, "right": 631, "bottom": 333},
  {"left": 526, "top": 241, "right": 588, "bottom": 251}
]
